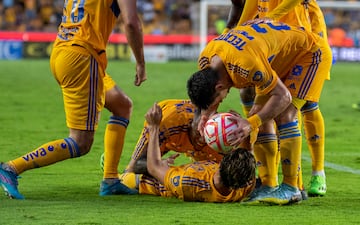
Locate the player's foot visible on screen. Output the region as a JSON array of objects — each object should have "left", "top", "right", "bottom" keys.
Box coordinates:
[
  {"left": 258, "top": 183, "right": 302, "bottom": 205},
  {"left": 308, "top": 175, "right": 326, "bottom": 197},
  {"left": 0, "top": 163, "right": 24, "bottom": 199},
  {"left": 99, "top": 179, "right": 138, "bottom": 196},
  {"left": 241, "top": 185, "right": 277, "bottom": 205}
]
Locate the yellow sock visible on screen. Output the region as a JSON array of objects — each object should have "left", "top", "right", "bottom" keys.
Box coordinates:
[
  {"left": 254, "top": 134, "right": 279, "bottom": 187},
  {"left": 103, "top": 116, "right": 128, "bottom": 179},
  {"left": 8, "top": 138, "right": 80, "bottom": 174},
  {"left": 301, "top": 104, "right": 325, "bottom": 173},
  {"left": 278, "top": 121, "right": 302, "bottom": 187}
]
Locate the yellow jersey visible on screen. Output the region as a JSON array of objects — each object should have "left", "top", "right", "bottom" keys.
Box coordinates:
[
  {"left": 199, "top": 22, "right": 318, "bottom": 95},
  {"left": 140, "top": 160, "right": 255, "bottom": 202},
  {"left": 131, "top": 99, "right": 223, "bottom": 163},
  {"left": 53, "top": 0, "right": 120, "bottom": 69}
]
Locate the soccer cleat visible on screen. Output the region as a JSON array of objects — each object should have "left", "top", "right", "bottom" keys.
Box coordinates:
[
  {"left": 258, "top": 183, "right": 302, "bottom": 205},
  {"left": 308, "top": 175, "right": 326, "bottom": 197},
  {"left": 241, "top": 185, "right": 277, "bottom": 205},
  {"left": 0, "top": 163, "right": 24, "bottom": 199},
  {"left": 99, "top": 179, "right": 138, "bottom": 196}
]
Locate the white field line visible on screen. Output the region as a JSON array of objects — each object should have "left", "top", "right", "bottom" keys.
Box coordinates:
[{"left": 302, "top": 156, "right": 360, "bottom": 175}]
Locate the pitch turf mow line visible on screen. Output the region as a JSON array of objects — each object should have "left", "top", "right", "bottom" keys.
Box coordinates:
[{"left": 302, "top": 156, "right": 360, "bottom": 175}]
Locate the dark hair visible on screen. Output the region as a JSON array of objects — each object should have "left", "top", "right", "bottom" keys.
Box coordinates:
[
  {"left": 219, "top": 148, "right": 256, "bottom": 189},
  {"left": 187, "top": 67, "right": 220, "bottom": 110}
]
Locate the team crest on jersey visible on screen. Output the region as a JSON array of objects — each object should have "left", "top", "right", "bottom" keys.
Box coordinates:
[
  {"left": 291, "top": 65, "right": 303, "bottom": 76},
  {"left": 172, "top": 176, "right": 180, "bottom": 187},
  {"left": 252, "top": 71, "right": 263, "bottom": 82}
]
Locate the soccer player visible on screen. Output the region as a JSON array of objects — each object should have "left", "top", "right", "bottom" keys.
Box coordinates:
[
  {"left": 225, "top": 0, "right": 330, "bottom": 198},
  {"left": 187, "top": 20, "right": 330, "bottom": 205},
  {"left": 129, "top": 103, "right": 256, "bottom": 203},
  {"left": 124, "top": 99, "right": 224, "bottom": 174},
  {"left": 0, "top": 0, "right": 146, "bottom": 199},
  {"left": 100, "top": 99, "right": 224, "bottom": 186}
]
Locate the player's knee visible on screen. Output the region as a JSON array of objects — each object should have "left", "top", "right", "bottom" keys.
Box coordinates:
[
  {"left": 107, "top": 91, "right": 133, "bottom": 117},
  {"left": 69, "top": 131, "right": 94, "bottom": 156}
]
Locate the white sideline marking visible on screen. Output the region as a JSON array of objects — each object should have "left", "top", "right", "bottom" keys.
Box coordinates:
[{"left": 302, "top": 156, "right": 360, "bottom": 175}]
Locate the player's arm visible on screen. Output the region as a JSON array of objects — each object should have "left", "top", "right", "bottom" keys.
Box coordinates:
[
  {"left": 226, "top": 0, "right": 246, "bottom": 30},
  {"left": 237, "top": 0, "right": 259, "bottom": 26},
  {"left": 266, "top": 0, "right": 303, "bottom": 20},
  {"left": 145, "top": 103, "right": 171, "bottom": 185},
  {"left": 117, "top": 0, "right": 146, "bottom": 86},
  {"left": 228, "top": 78, "right": 292, "bottom": 146}
]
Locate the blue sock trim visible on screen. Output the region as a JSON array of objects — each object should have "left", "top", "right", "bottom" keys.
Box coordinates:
[
  {"left": 301, "top": 102, "right": 319, "bottom": 113},
  {"left": 108, "top": 116, "right": 129, "bottom": 128},
  {"left": 64, "top": 137, "right": 81, "bottom": 158},
  {"left": 278, "top": 121, "right": 301, "bottom": 139},
  {"left": 256, "top": 133, "right": 277, "bottom": 144}
]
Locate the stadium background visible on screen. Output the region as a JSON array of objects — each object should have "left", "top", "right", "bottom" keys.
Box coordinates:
[{"left": 0, "top": 0, "right": 359, "bottom": 61}]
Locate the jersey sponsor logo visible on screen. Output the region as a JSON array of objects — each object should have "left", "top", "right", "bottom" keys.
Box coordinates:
[{"left": 22, "top": 146, "right": 56, "bottom": 162}]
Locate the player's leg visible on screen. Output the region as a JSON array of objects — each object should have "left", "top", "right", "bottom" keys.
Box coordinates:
[
  {"left": 259, "top": 101, "right": 304, "bottom": 205},
  {"left": 0, "top": 46, "right": 98, "bottom": 199},
  {"left": 99, "top": 75, "right": 137, "bottom": 195},
  {"left": 301, "top": 101, "right": 326, "bottom": 196},
  {"left": 242, "top": 97, "right": 278, "bottom": 204}
]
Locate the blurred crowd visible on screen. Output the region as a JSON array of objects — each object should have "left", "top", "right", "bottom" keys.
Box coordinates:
[{"left": 0, "top": 0, "right": 360, "bottom": 47}]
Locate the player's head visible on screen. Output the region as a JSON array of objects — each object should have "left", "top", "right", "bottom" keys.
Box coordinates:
[
  {"left": 187, "top": 67, "right": 220, "bottom": 110},
  {"left": 219, "top": 148, "right": 256, "bottom": 189}
]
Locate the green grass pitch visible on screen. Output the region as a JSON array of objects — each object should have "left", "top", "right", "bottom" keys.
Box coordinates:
[{"left": 0, "top": 60, "right": 359, "bottom": 225}]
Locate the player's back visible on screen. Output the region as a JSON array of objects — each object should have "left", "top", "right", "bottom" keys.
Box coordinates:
[
  {"left": 201, "top": 22, "right": 318, "bottom": 87},
  {"left": 54, "top": 0, "right": 119, "bottom": 54}
]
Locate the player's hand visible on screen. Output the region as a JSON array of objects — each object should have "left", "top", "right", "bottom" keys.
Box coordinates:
[
  {"left": 134, "top": 63, "right": 147, "bottom": 86},
  {"left": 145, "top": 103, "right": 162, "bottom": 126},
  {"left": 226, "top": 115, "right": 252, "bottom": 146},
  {"left": 198, "top": 114, "right": 209, "bottom": 137}
]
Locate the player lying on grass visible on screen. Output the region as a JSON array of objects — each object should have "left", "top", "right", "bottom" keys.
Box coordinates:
[
  {"left": 116, "top": 102, "right": 256, "bottom": 202},
  {"left": 100, "top": 99, "right": 252, "bottom": 189}
]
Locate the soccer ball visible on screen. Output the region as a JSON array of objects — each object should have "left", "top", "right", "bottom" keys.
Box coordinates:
[{"left": 203, "top": 112, "right": 238, "bottom": 153}]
